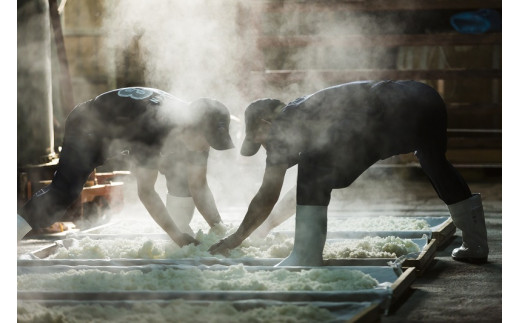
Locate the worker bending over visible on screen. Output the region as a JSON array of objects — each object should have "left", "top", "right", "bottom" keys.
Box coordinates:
[
  {"left": 18, "top": 87, "right": 234, "bottom": 247},
  {"left": 209, "top": 80, "right": 488, "bottom": 265}
]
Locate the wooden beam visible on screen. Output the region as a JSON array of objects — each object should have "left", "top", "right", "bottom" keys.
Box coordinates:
[
  {"left": 446, "top": 128, "right": 502, "bottom": 135},
  {"left": 258, "top": 0, "right": 502, "bottom": 12},
  {"left": 447, "top": 107, "right": 502, "bottom": 129},
  {"left": 445, "top": 149, "right": 502, "bottom": 164},
  {"left": 256, "top": 68, "right": 501, "bottom": 83},
  {"left": 257, "top": 33, "right": 501, "bottom": 49},
  {"left": 447, "top": 137, "right": 501, "bottom": 149}
]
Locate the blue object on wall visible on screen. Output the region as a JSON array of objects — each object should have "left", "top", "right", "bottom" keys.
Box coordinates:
[{"left": 450, "top": 9, "right": 502, "bottom": 34}]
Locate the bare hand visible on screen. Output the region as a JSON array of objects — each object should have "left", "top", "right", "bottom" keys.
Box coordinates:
[
  {"left": 208, "top": 234, "right": 242, "bottom": 256},
  {"left": 176, "top": 233, "right": 200, "bottom": 247}
]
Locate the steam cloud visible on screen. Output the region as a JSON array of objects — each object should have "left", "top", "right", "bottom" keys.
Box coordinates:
[
  {"left": 97, "top": 0, "right": 411, "bottom": 218},
  {"left": 102, "top": 1, "right": 252, "bottom": 111}
]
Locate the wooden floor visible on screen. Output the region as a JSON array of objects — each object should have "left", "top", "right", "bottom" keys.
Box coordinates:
[{"left": 371, "top": 172, "right": 503, "bottom": 323}]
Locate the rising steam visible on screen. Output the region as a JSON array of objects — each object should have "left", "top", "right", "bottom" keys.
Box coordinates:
[{"left": 98, "top": 0, "right": 411, "bottom": 218}]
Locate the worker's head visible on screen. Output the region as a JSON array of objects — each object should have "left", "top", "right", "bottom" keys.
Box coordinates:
[
  {"left": 188, "top": 98, "right": 235, "bottom": 151},
  {"left": 241, "top": 98, "right": 286, "bottom": 156}
]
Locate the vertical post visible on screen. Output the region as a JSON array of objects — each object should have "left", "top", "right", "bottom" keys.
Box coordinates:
[
  {"left": 18, "top": 0, "right": 56, "bottom": 165},
  {"left": 49, "top": 0, "right": 75, "bottom": 115}
]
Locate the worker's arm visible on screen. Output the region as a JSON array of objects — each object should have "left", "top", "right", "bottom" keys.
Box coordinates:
[
  {"left": 187, "top": 162, "right": 223, "bottom": 227},
  {"left": 133, "top": 166, "right": 199, "bottom": 246},
  {"left": 209, "top": 163, "right": 287, "bottom": 255},
  {"left": 251, "top": 185, "right": 296, "bottom": 238}
]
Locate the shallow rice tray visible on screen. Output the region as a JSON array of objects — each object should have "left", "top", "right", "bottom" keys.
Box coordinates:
[
  {"left": 324, "top": 237, "right": 438, "bottom": 274},
  {"left": 18, "top": 264, "right": 415, "bottom": 313},
  {"left": 429, "top": 217, "right": 456, "bottom": 247},
  {"left": 18, "top": 235, "right": 434, "bottom": 273},
  {"left": 296, "top": 216, "right": 454, "bottom": 244},
  {"left": 74, "top": 216, "right": 455, "bottom": 244},
  {"left": 17, "top": 299, "right": 381, "bottom": 323}
]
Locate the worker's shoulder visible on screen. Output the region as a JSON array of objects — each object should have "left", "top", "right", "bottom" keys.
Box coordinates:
[
  {"left": 94, "top": 87, "right": 177, "bottom": 101},
  {"left": 93, "top": 87, "right": 187, "bottom": 108}
]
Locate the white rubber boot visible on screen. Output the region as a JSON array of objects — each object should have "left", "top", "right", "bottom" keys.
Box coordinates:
[
  {"left": 448, "top": 193, "right": 489, "bottom": 263},
  {"left": 17, "top": 214, "right": 32, "bottom": 241},
  {"left": 275, "top": 205, "right": 327, "bottom": 267},
  {"left": 166, "top": 195, "right": 195, "bottom": 237}
]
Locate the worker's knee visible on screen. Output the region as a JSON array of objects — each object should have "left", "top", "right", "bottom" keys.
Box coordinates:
[
  {"left": 296, "top": 162, "right": 333, "bottom": 206},
  {"left": 296, "top": 184, "right": 331, "bottom": 206}
]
